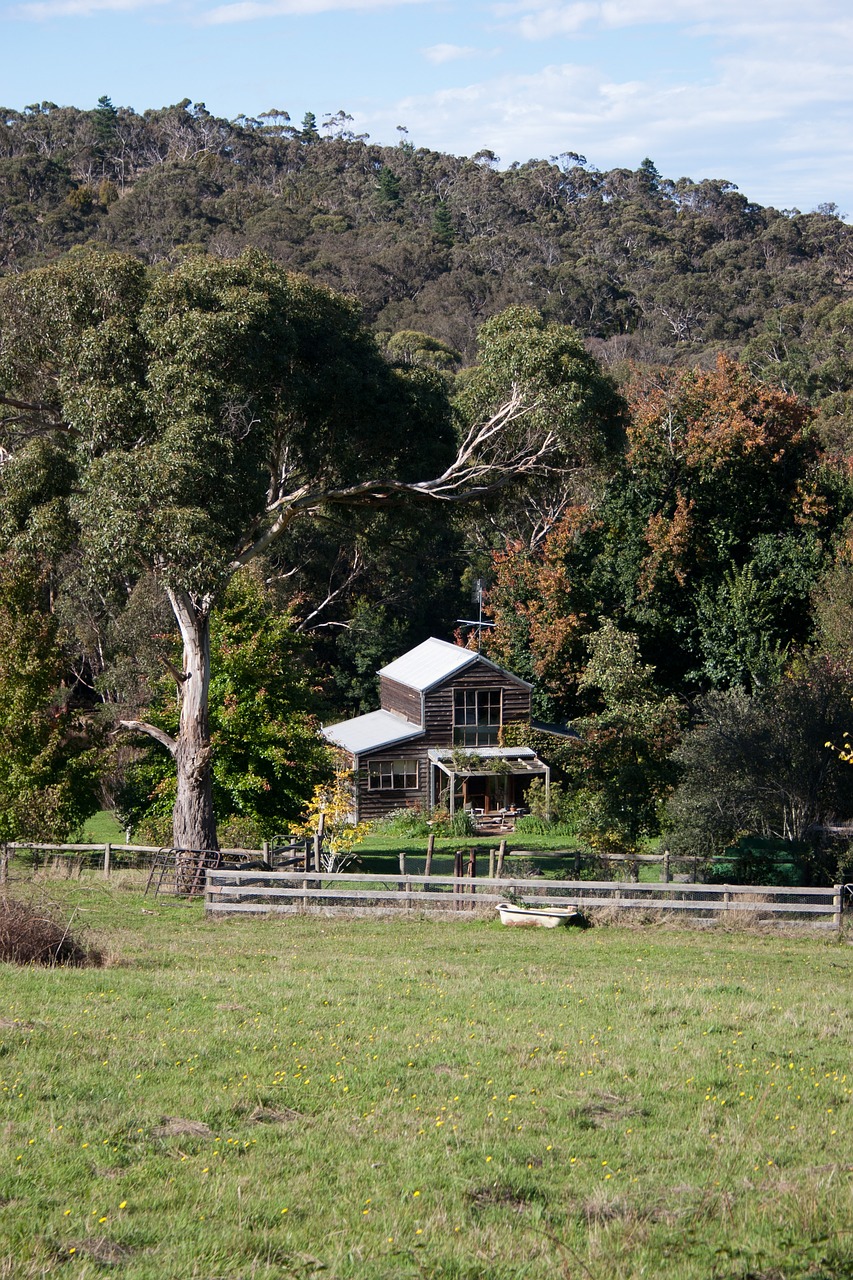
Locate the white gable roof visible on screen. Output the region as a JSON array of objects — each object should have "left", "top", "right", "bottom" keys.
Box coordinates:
[
  {"left": 378, "top": 637, "right": 477, "bottom": 692},
  {"left": 322, "top": 709, "right": 423, "bottom": 756},
  {"left": 378, "top": 636, "right": 531, "bottom": 693}
]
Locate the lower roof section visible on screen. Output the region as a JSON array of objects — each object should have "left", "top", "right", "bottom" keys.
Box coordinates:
[{"left": 322, "top": 709, "right": 423, "bottom": 756}]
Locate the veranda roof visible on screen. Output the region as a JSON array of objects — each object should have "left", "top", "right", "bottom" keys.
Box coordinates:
[{"left": 428, "top": 747, "right": 548, "bottom": 776}]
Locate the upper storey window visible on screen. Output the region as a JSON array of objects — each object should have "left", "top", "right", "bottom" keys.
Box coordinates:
[{"left": 453, "top": 689, "right": 502, "bottom": 747}]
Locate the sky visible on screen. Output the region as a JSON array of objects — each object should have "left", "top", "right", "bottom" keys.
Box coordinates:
[{"left": 3, "top": 0, "right": 853, "bottom": 214}]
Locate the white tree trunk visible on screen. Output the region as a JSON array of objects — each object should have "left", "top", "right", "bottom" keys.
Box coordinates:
[{"left": 168, "top": 588, "right": 218, "bottom": 852}]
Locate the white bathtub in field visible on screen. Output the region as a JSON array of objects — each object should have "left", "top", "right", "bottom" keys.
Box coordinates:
[{"left": 496, "top": 902, "right": 581, "bottom": 928}]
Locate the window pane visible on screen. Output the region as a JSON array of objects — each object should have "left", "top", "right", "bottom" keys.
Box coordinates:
[{"left": 368, "top": 758, "right": 418, "bottom": 790}]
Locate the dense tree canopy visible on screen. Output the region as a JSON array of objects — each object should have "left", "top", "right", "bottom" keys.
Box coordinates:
[
  {"left": 3, "top": 100, "right": 853, "bottom": 363},
  {"left": 0, "top": 249, "right": 621, "bottom": 848},
  {"left": 485, "top": 356, "right": 845, "bottom": 714}
]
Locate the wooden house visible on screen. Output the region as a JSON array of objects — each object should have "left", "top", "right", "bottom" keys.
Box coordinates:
[{"left": 322, "top": 637, "right": 552, "bottom": 824}]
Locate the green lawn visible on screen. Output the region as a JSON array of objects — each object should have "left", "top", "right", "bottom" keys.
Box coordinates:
[
  {"left": 1, "top": 876, "right": 850, "bottom": 1278},
  {"left": 77, "top": 810, "right": 127, "bottom": 845}
]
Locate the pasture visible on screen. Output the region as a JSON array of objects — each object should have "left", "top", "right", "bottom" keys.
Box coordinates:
[{"left": 0, "top": 878, "right": 851, "bottom": 1279}]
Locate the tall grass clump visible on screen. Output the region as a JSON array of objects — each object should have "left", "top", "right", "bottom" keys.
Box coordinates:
[{"left": 0, "top": 895, "right": 102, "bottom": 967}]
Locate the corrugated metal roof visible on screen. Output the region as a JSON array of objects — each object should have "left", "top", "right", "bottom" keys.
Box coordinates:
[
  {"left": 378, "top": 637, "right": 479, "bottom": 692},
  {"left": 322, "top": 710, "right": 423, "bottom": 756}
]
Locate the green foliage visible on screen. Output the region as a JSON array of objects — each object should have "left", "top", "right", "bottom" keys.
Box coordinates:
[
  {"left": 91, "top": 95, "right": 118, "bottom": 153},
  {"left": 514, "top": 813, "right": 576, "bottom": 837},
  {"left": 431, "top": 201, "right": 454, "bottom": 246},
  {"left": 707, "top": 836, "right": 806, "bottom": 887},
  {"left": 117, "top": 572, "right": 331, "bottom": 841},
  {"left": 486, "top": 357, "right": 842, "bottom": 709},
  {"left": 562, "top": 620, "right": 682, "bottom": 858},
  {"left": 0, "top": 559, "right": 99, "bottom": 842},
  {"left": 375, "top": 166, "right": 401, "bottom": 205},
  {"left": 440, "top": 808, "right": 473, "bottom": 839},
  {"left": 666, "top": 654, "right": 853, "bottom": 879},
  {"left": 456, "top": 306, "right": 626, "bottom": 475},
  {"left": 370, "top": 807, "right": 432, "bottom": 838},
  {"left": 385, "top": 329, "right": 461, "bottom": 374}
]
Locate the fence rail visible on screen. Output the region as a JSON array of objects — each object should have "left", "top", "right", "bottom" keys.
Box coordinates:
[
  {"left": 205, "top": 870, "right": 845, "bottom": 930},
  {"left": 0, "top": 839, "right": 307, "bottom": 884}
]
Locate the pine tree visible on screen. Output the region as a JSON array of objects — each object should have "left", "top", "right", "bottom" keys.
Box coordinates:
[{"left": 432, "top": 201, "right": 455, "bottom": 246}]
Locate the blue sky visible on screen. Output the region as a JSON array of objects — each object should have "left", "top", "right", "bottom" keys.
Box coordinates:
[{"left": 4, "top": 0, "right": 853, "bottom": 214}]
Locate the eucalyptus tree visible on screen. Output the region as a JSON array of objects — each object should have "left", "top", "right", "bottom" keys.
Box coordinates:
[{"left": 0, "top": 250, "right": 592, "bottom": 850}]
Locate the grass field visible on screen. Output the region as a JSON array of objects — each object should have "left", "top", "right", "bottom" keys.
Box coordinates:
[{"left": 1, "top": 876, "right": 851, "bottom": 1279}]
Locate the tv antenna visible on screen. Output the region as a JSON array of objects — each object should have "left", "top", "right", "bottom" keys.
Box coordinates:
[{"left": 456, "top": 578, "right": 494, "bottom": 652}]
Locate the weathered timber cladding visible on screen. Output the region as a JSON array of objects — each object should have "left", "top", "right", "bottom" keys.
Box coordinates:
[
  {"left": 355, "top": 739, "right": 427, "bottom": 822},
  {"left": 423, "top": 665, "right": 531, "bottom": 743},
  {"left": 379, "top": 677, "right": 422, "bottom": 724}
]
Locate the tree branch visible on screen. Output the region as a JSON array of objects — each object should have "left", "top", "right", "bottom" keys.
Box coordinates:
[
  {"left": 229, "top": 386, "right": 551, "bottom": 573},
  {"left": 117, "top": 719, "right": 178, "bottom": 756}
]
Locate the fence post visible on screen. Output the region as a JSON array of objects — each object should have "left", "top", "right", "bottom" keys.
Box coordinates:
[
  {"left": 262, "top": 840, "right": 270, "bottom": 866},
  {"left": 574, "top": 849, "right": 581, "bottom": 878},
  {"left": 313, "top": 812, "right": 325, "bottom": 875},
  {"left": 662, "top": 850, "right": 670, "bottom": 883},
  {"left": 425, "top": 834, "right": 435, "bottom": 880},
  {"left": 497, "top": 839, "right": 506, "bottom": 878},
  {"left": 467, "top": 848, "right": 476, "bottom": 910},
  {"left": 454, "top": 850, "right": 463, "bottom": 911},
  {"left": 833, "top": 885, "right": 842, "bottom": 932},
  {"left": 103, "top": 843, "right": 112, "bottom": 879},
  {"left": 488, "top": 847, "right": 496, "bottom": 881},
  {"left": 0, "top": 844, "right": 7, "bottom": 886}
]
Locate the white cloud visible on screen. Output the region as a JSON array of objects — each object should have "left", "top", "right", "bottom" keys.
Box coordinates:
[
  {"left": 499, "top": 0, "right": 848, "bottom": 40},
  {"left": 423, "top": 43, "right": 483, "bottom": 64},
  {"left": 365, "top": 45, "right": 853, "bottom": 209},
  {"left": 203, "top": 0, "right": 428, "bottom": 22}
]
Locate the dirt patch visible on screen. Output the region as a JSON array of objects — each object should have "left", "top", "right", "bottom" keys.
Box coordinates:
[
  {"left": 0, "top": 1018, "right": 34, "bottom": 1031},
  {"left": 248, "top": 1105, "right": 304, "bottom": 1125},
  {"left": 64, "top": 1238, "right": 132, "bottom": 1266},
  {"left": 466, "top": 1183, "right": 544, "bottom": 1213},
  {"left": 577, "top": 1091, "right": 646, "bottom": 1129},
  {"left": 151, "top": 1118, "right": 212, "bottom": 1138}
]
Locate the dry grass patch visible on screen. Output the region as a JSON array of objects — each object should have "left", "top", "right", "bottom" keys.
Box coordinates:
[
  {"left": 150, "top": 1117, "right": 212, "bottom": 1138},
  {"left": 0, "top": 895, "right": 101, "bottom": 967}
]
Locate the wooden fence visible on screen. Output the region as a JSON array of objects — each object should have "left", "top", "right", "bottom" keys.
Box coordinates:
[
  {"left": 0, "top": 839, "right": 708, "bottom": 884},
  {"left": 0, "top": 840, "right": 304, "bottom": 883},
  {"left": 204, "top": 869, "right": 846, "bottom": 931}
]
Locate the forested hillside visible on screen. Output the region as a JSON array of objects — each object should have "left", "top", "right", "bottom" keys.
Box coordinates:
[
  {"left": 3, "top": 98, "right": 853, "bottom": 878},
  {"left": 3, "top": 98, "right": 853, "bottom": 367}
]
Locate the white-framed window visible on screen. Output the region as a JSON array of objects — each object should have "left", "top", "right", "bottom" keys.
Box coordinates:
[
  {"left": 367, "top": 757, "right": 419, "bottom": 791},
  {"left": 453, "top": 688, "right": 502, "bottom": 746}
]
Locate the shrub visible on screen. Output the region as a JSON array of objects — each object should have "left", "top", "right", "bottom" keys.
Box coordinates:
[
  {"left": 447, "top": 810, "right": 476, "bottom": 837},
  {"left": 371, "top": 808, "right": 432, "bottom": 838},
  {"left": 0, "top": 896, "right": 102, "bottom": 967},
  {"left": 707, "top": 837, "right": 805, "bottom": 887}
]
